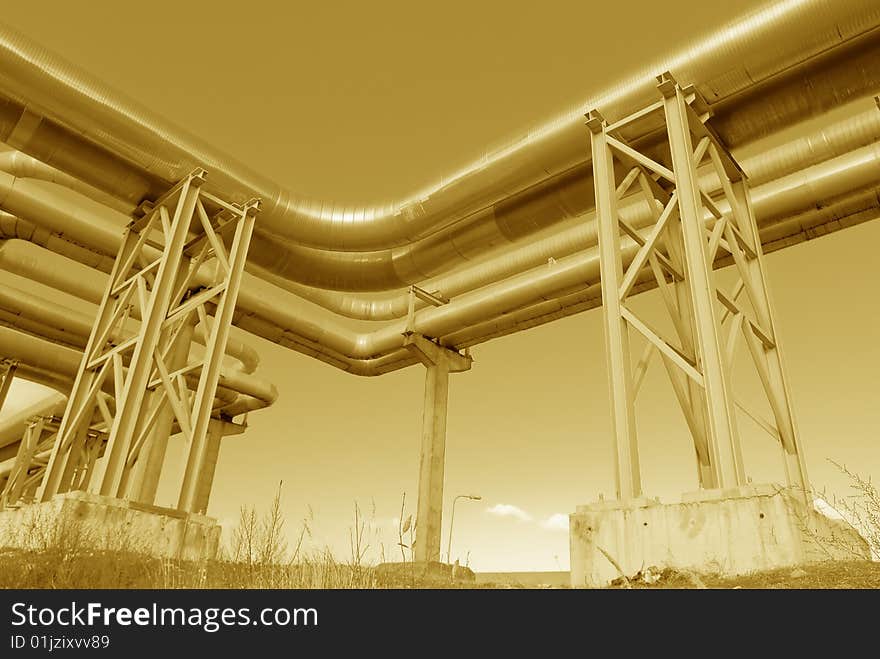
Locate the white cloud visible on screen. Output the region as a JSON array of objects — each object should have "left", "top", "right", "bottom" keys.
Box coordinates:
[
  {"left": 486, "top": 503, "right": 532, "bottom": 522},
  {"left": 540, "top": 513, "right": 569, "bottom": 532}
]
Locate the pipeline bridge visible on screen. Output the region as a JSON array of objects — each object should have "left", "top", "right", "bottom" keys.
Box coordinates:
[{"left": 0, "top": 0, "right": 877, "bottom": 583}]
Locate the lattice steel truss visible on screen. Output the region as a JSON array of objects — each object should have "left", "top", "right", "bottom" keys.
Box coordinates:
[
  {"left": 587, "top": 72, "right": 809, "bottom": 501},
  {"left": 26, "top": 169, "right": 260, "bottom": 512},
  {"left": 0, "top": 415, "right": 64, "bottom": 507}
]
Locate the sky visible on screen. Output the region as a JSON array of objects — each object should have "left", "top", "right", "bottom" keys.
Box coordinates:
[{"left": 1, "top": 0, "right": 878, "bottom": 572}]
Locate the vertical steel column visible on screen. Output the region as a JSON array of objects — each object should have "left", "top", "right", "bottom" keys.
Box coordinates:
[
  {"left": 177, "top": 201, "right": 258, "bottom": 512},
  {"left": 0, "top": 417, "right": 43, "bottom": 507},
  {"left": 38, "top": 211, "right": 147, "bottom": 501},
  {"left": 94, "top": 174, "right": 204, "bottom": 498},
  {"left": 128, "top": 320, "right": 195, "bottom": 504},
  {"left": 587, "top": 111, "right": 642, "bottom": 500},
  {"left": 665, "top": 221, "right": 715, "bottom": 488},
  {"left": 56, "top": 425, "right": 91, "bottom": 495},
  {"left": 39, "top": 170, "right": 261, "bottom": 510},
  {"left": 0, "top": 361, "right": 17, "bottom": 412},
  {"left": 660, "top": 77, "right": 744, "bottom": 489},
  {"left": 731, "top": 180, "right": 809, "bottom": 494},
  {"left": 403, "top": 334, "right": 472, "bottom": 563}
]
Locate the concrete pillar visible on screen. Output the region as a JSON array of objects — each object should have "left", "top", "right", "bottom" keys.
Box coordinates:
[{"left": 403, "top": 334, "right": 472, "bottom": 563}]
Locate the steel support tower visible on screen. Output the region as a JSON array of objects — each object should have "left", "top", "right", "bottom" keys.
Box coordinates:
[
  {"left": 587, "top": 72, "right": 809, "bottom": 501},
  {"left": 0, "top": 415, "right": 58, "bottom": 507},
  {"left": 17, "top": 170, "right": 261, "bottom": 513}
]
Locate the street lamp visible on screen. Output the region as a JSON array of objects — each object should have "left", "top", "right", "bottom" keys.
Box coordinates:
[{"left": 446, "top": 494, "right": 481, "bottom": 564}]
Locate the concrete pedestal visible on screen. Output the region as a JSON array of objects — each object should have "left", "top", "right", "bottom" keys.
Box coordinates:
[
  {"left": 0, "top": 492, "right": 220, "bottom": 561},
  {"left": 569, "top": 484, "right": 869, "bottom": 587}
]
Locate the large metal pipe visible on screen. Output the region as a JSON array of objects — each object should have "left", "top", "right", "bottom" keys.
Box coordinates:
[
  {"left": 0, "top": 210, "right": 114, "bottom": 272},
  {"left": 0, "top": 325, "right": 277, "bottom": 414},
  {"left": 3, "top": 131, "right": 879, "bottom": 363},
  {"left": 0, "top": 392, "right": 65, "bottom": 449},
  {"left": 2, "top": 90, "right": 878, "bottom": 312},
  {"left": 0, "top": 281, "right": 260, "bottom": 374},
  {"left": 6, "top": 182, "right": 878, "bottom": 384},
  {"left": 0, "top": 0, "right": 876, "bottom": 379},
  {"left": 276, "top": 99, "right": 880, "bottom": 319},
  {"left": 4, "top": 165, "right": 879, "bottom": 382},
  {"left": 0, "top": 148, "right": 134, "bottom": 214},
  {"left": 0, "top": 0, "right": 877, "bottom": 277}
]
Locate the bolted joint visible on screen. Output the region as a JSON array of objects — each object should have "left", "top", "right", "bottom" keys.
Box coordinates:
[
  {"left": 585, "top": 109, "right": 607, "bottom": 134},
  {"left": 656, "top": 70, "right": 679, "bottom": 98}
]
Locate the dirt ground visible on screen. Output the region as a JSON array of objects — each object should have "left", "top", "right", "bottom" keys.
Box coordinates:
[{"left": 601, "top": 560, "right": 880, "bottom": 589}]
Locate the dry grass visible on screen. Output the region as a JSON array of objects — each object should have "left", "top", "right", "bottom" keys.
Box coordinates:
[
  {"left": 2, "top": 464, "right": 878, "bottom": 590},
  {"left": 812, "top": 460, "right": 880, "bottom": 559},
  {"left": 0, "top": 484, "right": 384, "bottom": 589},
  {"left": 0, "top": 488, "right": 438, "bottom": 589}
]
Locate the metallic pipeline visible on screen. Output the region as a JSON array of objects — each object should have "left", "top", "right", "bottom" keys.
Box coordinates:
[
  {"left": 4, "top": 142, "right": 879, "bottom": 377},
  {"left": 0, "top": 238, "right": 418, "bottom": 375},
  {"left": 270, "top": 100, "right": 880, "bottom": 317},
  {"left": 0, "top": 101, "right": 876, "bottom": 363},
  {"left": 3, "top": 131, "right": 878, "bottom": 361},
  {"left": 0, "top": 240, "right": 414, "bottom": 374},
  {"left": 444, "top": 185, "right": 880, "bottom": 351},
  {"left": 3, "top": 173, "right": 879, "bottom": 381},
  {"left": 1, "top": 363, "right": 71, "bottom": 398},
  {"left": 0, "top": 281, "right": 260, "bottom": 374},
  {"left": 0, "top": 209, "right": 115, "bottom": 272},
  {"left": 0, "top": 148, "right": 134, "bottom": 214},
  {"left": 0, "top": 0, "right": 876, "bottom": 271},
  {"left": 2, "top": 89, "right": 878, "bottom": 299},
  {"left": 0, "top": 189, "right": 259, "bottom": 373},
  {"left": 0, "top": 325, "right": 277, "bottom": 415},
  {"left": 0, "top": 384, "right": 264, "bottom": 477},
  {"left": 120, "top": 138, "right": 880, "bottom": 360},
  {"left": 9, "top": 174, "right": 878, "bottom": 387},
  {"left": 0, "top": 392, "right": 66, "bottom": 450},
  {"left": 0, "top": 171, "right": 127, "bottom": 256},
  {"left": 3, "top": 94, "right": 880, "bottom": 308},
  {"left": 426, "top": 184, "right": 880, "bottom": 356}
]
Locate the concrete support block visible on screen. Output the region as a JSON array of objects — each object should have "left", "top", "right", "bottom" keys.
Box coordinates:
[
  {"left": 569, "top": 484, "right": 869, "bottom": 587},
  {"left": 0, "top": 492, "right": 220, "bottom": 561}
]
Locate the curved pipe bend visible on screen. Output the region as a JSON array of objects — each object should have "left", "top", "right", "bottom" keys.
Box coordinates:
[
  {"left": 2, "top": 132, "right": 880, "bottom": 367},
  {"left": 0, "top": 0, "right": 877, "bottom": 262}
]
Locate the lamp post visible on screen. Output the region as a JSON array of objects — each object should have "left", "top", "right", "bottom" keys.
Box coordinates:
[{"left": 446, "top": 494, "right": 481, "bottom": 564}]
